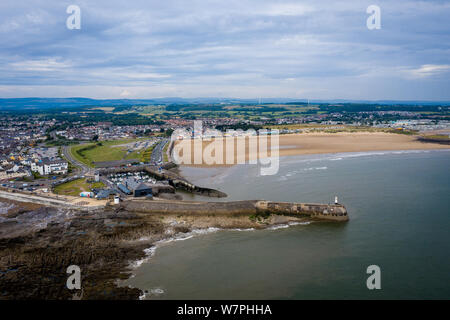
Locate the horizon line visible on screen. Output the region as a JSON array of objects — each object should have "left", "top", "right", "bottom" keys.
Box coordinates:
[{"left": 1, "top": 97, "right": 450, "bottom": 104}]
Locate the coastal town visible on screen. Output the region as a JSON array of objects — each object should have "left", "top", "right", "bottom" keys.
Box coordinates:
[
  {"left": 0, "top": 99, "right": 449, "bottom": 300},
  {"left": 0, "top": 100, "right": 449, "bottom": 201},
  {"left": 1, "top": 0, "right": 449, "bottom": 306}
]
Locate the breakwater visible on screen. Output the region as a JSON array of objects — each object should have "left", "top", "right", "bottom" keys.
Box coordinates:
[
  {"left": 120, "top": 199, "right": 348, "bottom": 222},
  {"left": 0, "top": 189, "right": 348, "bottom": 221},
  {"left": 256, "top": 201, "right": 348, "bottom": 221}
]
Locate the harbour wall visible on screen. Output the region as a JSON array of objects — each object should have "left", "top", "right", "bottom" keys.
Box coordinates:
[
  {"left": 120, "top": 199, "right": 349, "bottom": 222},
  {"left": 256, "top": 201, "right": 349, "bottom": 222},
  {"left": 0, "top": 188, "right": 349, "bottom": 221}
]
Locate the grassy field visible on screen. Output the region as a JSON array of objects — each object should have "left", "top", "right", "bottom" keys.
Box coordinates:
[
  {"left": 125, "top": 149, "right": 142, "bottom": 160},
  {"left": 133, "top": 104, "right": 321, "bottom": 122},
  {"left": 70, "top": 139, "right": 145, "bottom": 167},
  {"left": 163, "top": 142, "right": 169, "bottom": 162},
  {"left": 265, "top": 124, "right": 417, "bottom": 135},
  {"left": 140, "top": 145, "right": 155, "bottom": 162},
  {"left": 423, "top": 134, "right": 450, "bottom": 140},
  {"left": 53, "top": 178, "right": 105, "bottom": 197}
]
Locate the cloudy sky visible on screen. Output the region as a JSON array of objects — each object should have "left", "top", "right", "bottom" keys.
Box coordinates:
[{"left": 0, "top": 0, "right": 449, "bottom": 100}]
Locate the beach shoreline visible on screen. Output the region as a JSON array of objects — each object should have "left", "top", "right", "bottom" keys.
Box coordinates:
[{"left": 174, "top": 132, "right": 450, "bottom": 167}]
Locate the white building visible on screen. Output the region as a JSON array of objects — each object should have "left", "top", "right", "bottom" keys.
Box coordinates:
[{"left": 31, "top": 159, "right": 68, "bottom": 175}]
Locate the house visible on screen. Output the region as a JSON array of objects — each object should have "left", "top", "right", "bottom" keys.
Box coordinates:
[{"left": 0, "top": 167, "right": 31, "bottom": 180}]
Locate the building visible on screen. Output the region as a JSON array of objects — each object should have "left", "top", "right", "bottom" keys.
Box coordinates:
[
  {"left": 133, "top": 183, "right": 153, "bottom": 197},
  {"left": 95, "top": 189, "right": 116, "bottom": 200},
  {"left": 121, "top": 177, "right": 153, "bottom": 197},
  {"left": 117, "top": 183, "right": 132, "bottom": 195},
  {"left": 31, "top": 158, "right": 68, "bottom": 175},
  {"left": 0, "top": 168, "right": 31, "bottom": 180}
]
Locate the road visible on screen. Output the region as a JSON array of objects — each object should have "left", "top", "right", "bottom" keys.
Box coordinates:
[
  {"left": 150, "top": 138, "right": 169, "bottom": 165},
  {"left": 62, "top": 145, "right": 93, "bottom": 176}
]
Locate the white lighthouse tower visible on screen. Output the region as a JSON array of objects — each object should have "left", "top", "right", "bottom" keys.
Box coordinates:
[{"left": 334, "top": 196, "right": 339, "bottom": 204}]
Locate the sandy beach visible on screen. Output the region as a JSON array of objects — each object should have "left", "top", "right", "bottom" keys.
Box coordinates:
[
  {"left": 276, "top": 132, "right": 450, "bottom": 156},
  {"left": 173, "top": 132, "right": 450, "bottom": 166}
]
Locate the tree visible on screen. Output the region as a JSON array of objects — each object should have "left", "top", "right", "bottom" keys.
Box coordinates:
[{"left": 164, "top": 128, "right": 174, "bottom": 137}]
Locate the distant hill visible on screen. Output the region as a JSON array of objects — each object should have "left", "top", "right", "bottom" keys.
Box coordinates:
[
  {"left": 1, "top": 97, "right": 449, "bottom": 110},
  {"left": 0, "top": 98, "right": 156, "bottom": 110}
]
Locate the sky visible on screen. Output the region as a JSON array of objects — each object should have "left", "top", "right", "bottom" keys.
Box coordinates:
[{"left": 0, "top": 0, "right": 449, "bottom": 100}]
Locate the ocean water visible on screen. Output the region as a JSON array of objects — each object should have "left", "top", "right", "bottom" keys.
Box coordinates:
[{"left": 124, "top": 150, "right": 450, "bottom": 299}]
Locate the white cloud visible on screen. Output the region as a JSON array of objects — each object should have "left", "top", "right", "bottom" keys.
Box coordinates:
[
  {"left": 120, "top": 89, "right": 131, "bottom": 97},
  {"left": 258, "top": 3, "right": 314, "bottom": 16},
  {"left": 87, "top": 68, "right": 171, "bottom": 82},
  {"left": 408, "top": 64, "right": 450, "bottom": 78},
  {"left": 0, "top": 0, "right": 449, "bottom": 100},
  {"left": 10, "top": 58, "right": 72, "bottom": 72},
  {"left": 119, "top": 72, "right": 171, "bottom": 79}
]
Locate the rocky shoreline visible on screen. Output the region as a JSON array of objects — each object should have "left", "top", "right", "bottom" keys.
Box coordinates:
[{"left": 0, "top": 197, "right": 309, "bottom": 300}]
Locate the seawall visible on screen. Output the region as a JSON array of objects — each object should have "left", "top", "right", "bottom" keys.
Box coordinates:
[
  {"left": 256, "top": 201, "right": 349, "bottom": 222},
  {"left": 120, "top": 199, "right": 349, "bottom": 222},
  {"left": 0, "top": 190, "right": 103, "bottom": 211}
]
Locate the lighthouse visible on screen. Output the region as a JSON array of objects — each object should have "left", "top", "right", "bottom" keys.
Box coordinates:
[{"left": 334, "top": 196, "right": 339, "bottom": 204}]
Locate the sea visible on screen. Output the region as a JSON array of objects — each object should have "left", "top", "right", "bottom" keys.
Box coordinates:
[{"left": 123, "top": 149, "right": 450, "bottom": 299}]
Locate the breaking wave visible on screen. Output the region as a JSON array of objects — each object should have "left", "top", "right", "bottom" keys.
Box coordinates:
[
  {"left": 284, "top": 149, "right": 448, "bottom": 165},
  {"left": 127, "top": 220, "right": 311, "bottom": 298},
  {"left": 130, "top": 220, "right": 310, "bottom": 271},
  {"left": 139, "top": 288, "right": 165, "bottom": 300},
  {"left": 278, "top": 149, "right": 450, "bottom": 181},
  {"left": 268, "top": 221, "right": 311, "bottom": 230}
]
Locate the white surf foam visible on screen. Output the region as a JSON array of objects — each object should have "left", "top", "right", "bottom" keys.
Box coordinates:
[
  {"left": 139, "top": 288, "right": 165, "bottom": 300},
  {"left": 130, "top": 221, "right": 310, "bottom": 271},
  {"left": 283, "top": 149, "right": 448, "bottom": 166},
  {"left": 130, "top": 227, "right": 221, "bottom": 269},
  {"left": 268, "top": 221, "right": 311, "bottom": 230},
  {"left": 232, "top": 228, "right": 256, "bottom": 232},
  {"left": 268, "top": 224, "right": 290, "bottom": 230}
]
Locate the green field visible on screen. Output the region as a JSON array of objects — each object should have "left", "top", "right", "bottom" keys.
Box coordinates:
[
  {"left": 163, "top": 142, "right": 169, "bottom": 162},
  {"left": 140, "top": 144, "right": 156, "bottom": 162},
  {"left": 423, "top": 134, "right": 450, "bottom": 140},
  {"left": 53, "top": 178, "right": 105, "bottom": 197},
  {"left": 265, "top": 124, "right": 417, "bottom": 135},
  {"left": 70, "top": 139, "right": 146, "bottom": 167}
]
